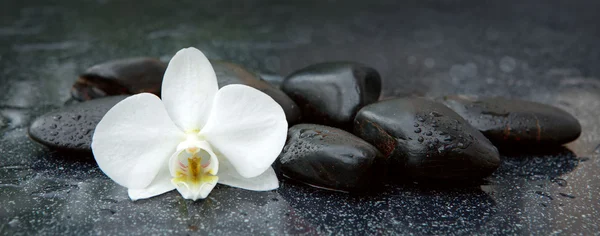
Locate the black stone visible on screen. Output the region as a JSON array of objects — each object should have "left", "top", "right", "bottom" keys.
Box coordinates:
[
  {"left": 354, "top": 97, "right": 501, "bottom": 180},
  {"left": 438, "top": 95, "right": 582, "bottom": 148},
  {"left": 258, "top": 73, "right": 285, "bottom": 89},
  {"left": 282, "top": 62, "right": 381, "bottom": 130},
  {"left": 212, "top": 60, "right": 301, "bottom": 125},
  {"left": 28, "top": 96, "right": 128, "bottom": 153},
  {"left": 276, "top": 124, "right": 385, "bottom": 192},
  {"left": 72, "top": 58, "right": 166, "bottom": 101}
]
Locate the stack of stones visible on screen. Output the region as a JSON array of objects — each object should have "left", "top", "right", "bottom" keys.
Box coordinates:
[{"left": 29, "top": 58, "right": 582, "bottom": 192}]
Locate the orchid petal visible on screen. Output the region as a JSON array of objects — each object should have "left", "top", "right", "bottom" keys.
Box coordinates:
[
  {"left": 128, "top": 164, "right": 175, "bottom": 201},
  {"left": 92, "top": 93, "right": 185, "bottom": 189},
  {"left": 200, "top": 84, "right": 288, "bottom": 178},
  {"left": 161, "top": 47, "right": 218, "bottom": 131},
  {"left": 217, "top": 158, "right": 279, "bottom": 191}
]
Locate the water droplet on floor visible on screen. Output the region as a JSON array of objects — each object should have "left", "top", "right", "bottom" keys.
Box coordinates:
[
  {"left": 414, "top": 128, "right": 421, "bottom": 133},
  {"left": 534, "top": 191, "right": 553, "bottom": 200},
  {"left": 551, "top": 178, "right": 567, "bottom": 187},
  {"left": 558, "top": 193, "right": 576, "bottom": 199}
]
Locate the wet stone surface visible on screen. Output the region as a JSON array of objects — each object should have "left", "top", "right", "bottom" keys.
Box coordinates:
[
  {"left": 28, "top": 96, "right": 127, "bottom": 153},
  {"left": 276, "top": 124, "right": 385, "bottom": 192},
  {"left": 1, "top": 0, "right": 600, "bottom": 235},
  {"left": 439, "top": 95, "right": 582, "bottom": 150},
  {"left": 282, "top": 62, "right": 381, "bottom": 130},
  {"left": 354, "top": 97, "right": 500, "bottom": 180},
  {"left": 73, "top": 58, "right": 166, "bottom": 101}
]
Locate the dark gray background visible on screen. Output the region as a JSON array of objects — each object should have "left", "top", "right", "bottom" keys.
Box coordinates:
[{"left": 1, "top": 0, "right": 599, "bottom": 235}]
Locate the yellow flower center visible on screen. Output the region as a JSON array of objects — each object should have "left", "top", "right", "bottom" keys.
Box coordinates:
[{"left": 169, "top": 137, "right": 219, "bottom": 200}]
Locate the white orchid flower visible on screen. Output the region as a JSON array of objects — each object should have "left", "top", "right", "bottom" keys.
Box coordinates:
[{"left": 91, "top": 47, "right": 288, "bottom": 201}]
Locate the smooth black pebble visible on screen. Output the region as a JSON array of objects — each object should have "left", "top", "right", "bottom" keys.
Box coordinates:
[
  {"left": 276, "top": 124, "right": 385, "bottom": 192},
  {"left": 28, "top": 96, "right": 128, "bottom": 153},
  {"left": 282, "top": 62, "right": 381, "bottom": 130},
  {"left": 354, "top": 97, "right": 501, "bottom": 181},
  {"left": 438, "top": 95, "right": 582, "bottom": 148},
  {"left": 258, "top": 73, "right": 285, "bottom": 89},
  {"left": 72, "top": 58, "right": 166, "bottom": 101},
  {"left": 212, "top": 60, "right": 301, "bottom": 125}
]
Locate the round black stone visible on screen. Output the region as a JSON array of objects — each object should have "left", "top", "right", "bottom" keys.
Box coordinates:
[
  {"left": 438, "top": 95, "right": 582, "bottom": 149},
  {"left": 276, "top": 124, "right": 385, "bottom": 192},
  {"left": 282, "top": 62, "right": 381, "bottom": 130},
  {"left": 28, "top": 96, "right": 128, "bottom": 153},
  {"left": 72, "top": 58, "right": 166, "bottom": 101},
  {"left": 353, "top": 97, "right": 501, "bottom": 181}
]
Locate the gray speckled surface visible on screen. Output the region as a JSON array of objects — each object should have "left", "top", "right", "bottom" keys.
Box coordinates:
[{"left": 1, "top": 0, "right": 599, "bottom": 235}]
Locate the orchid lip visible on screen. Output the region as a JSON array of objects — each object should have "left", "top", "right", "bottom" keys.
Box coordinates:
[{"left": 169, "top": 138, "right": 219, "bottom": 200}]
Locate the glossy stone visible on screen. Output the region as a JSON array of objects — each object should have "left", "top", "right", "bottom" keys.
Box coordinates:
[
  {"left": 28, "top": 96, "right": 128, "bottom": 153},
  {"left": 259, "top": 73, "right": 285, "bottom": 89},
  {"left": 212, "top": 61, "right": 301, "bottom": 124},
  {"left": 276, "top": 124, "right": 385, "bottom": 191},
  {"left": 72, "top": 58, "right": 166, "bottom": 101},
  {"left": 438, "top": 95, "right": 582, "bottom": 149},
  {"left": 282, "top": 62, "right": 381, "bottom": 130},
  {"left": 354, "top": 97, "right": 501, "bottom": 180}
]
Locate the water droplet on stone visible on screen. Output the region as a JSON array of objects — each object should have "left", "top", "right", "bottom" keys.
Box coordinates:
[
  {"left": 52, "top": 115, "right": 62, "bottom": 120},
  {"left": 430, "top": 111, "right": 442, "bottom": 117},
  {"left": 425, "top": 131, "right": 432, "bottom": 136},
  {"left": 414, "top": 128, "right": 422, "bottom": 133},
  {"left": 418, "top": 136, "right": 424, "bottom": 142}
]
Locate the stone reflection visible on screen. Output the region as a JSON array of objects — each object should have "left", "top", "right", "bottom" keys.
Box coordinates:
[
  {"left": 483, "top": 148, "right": 583, "bottom": 234},
  {"left": 495, "top": 148, "right": 579, "bottom": 180},
  {"left": 278, "top": 180, "right": 496, "bottom": 235}
]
